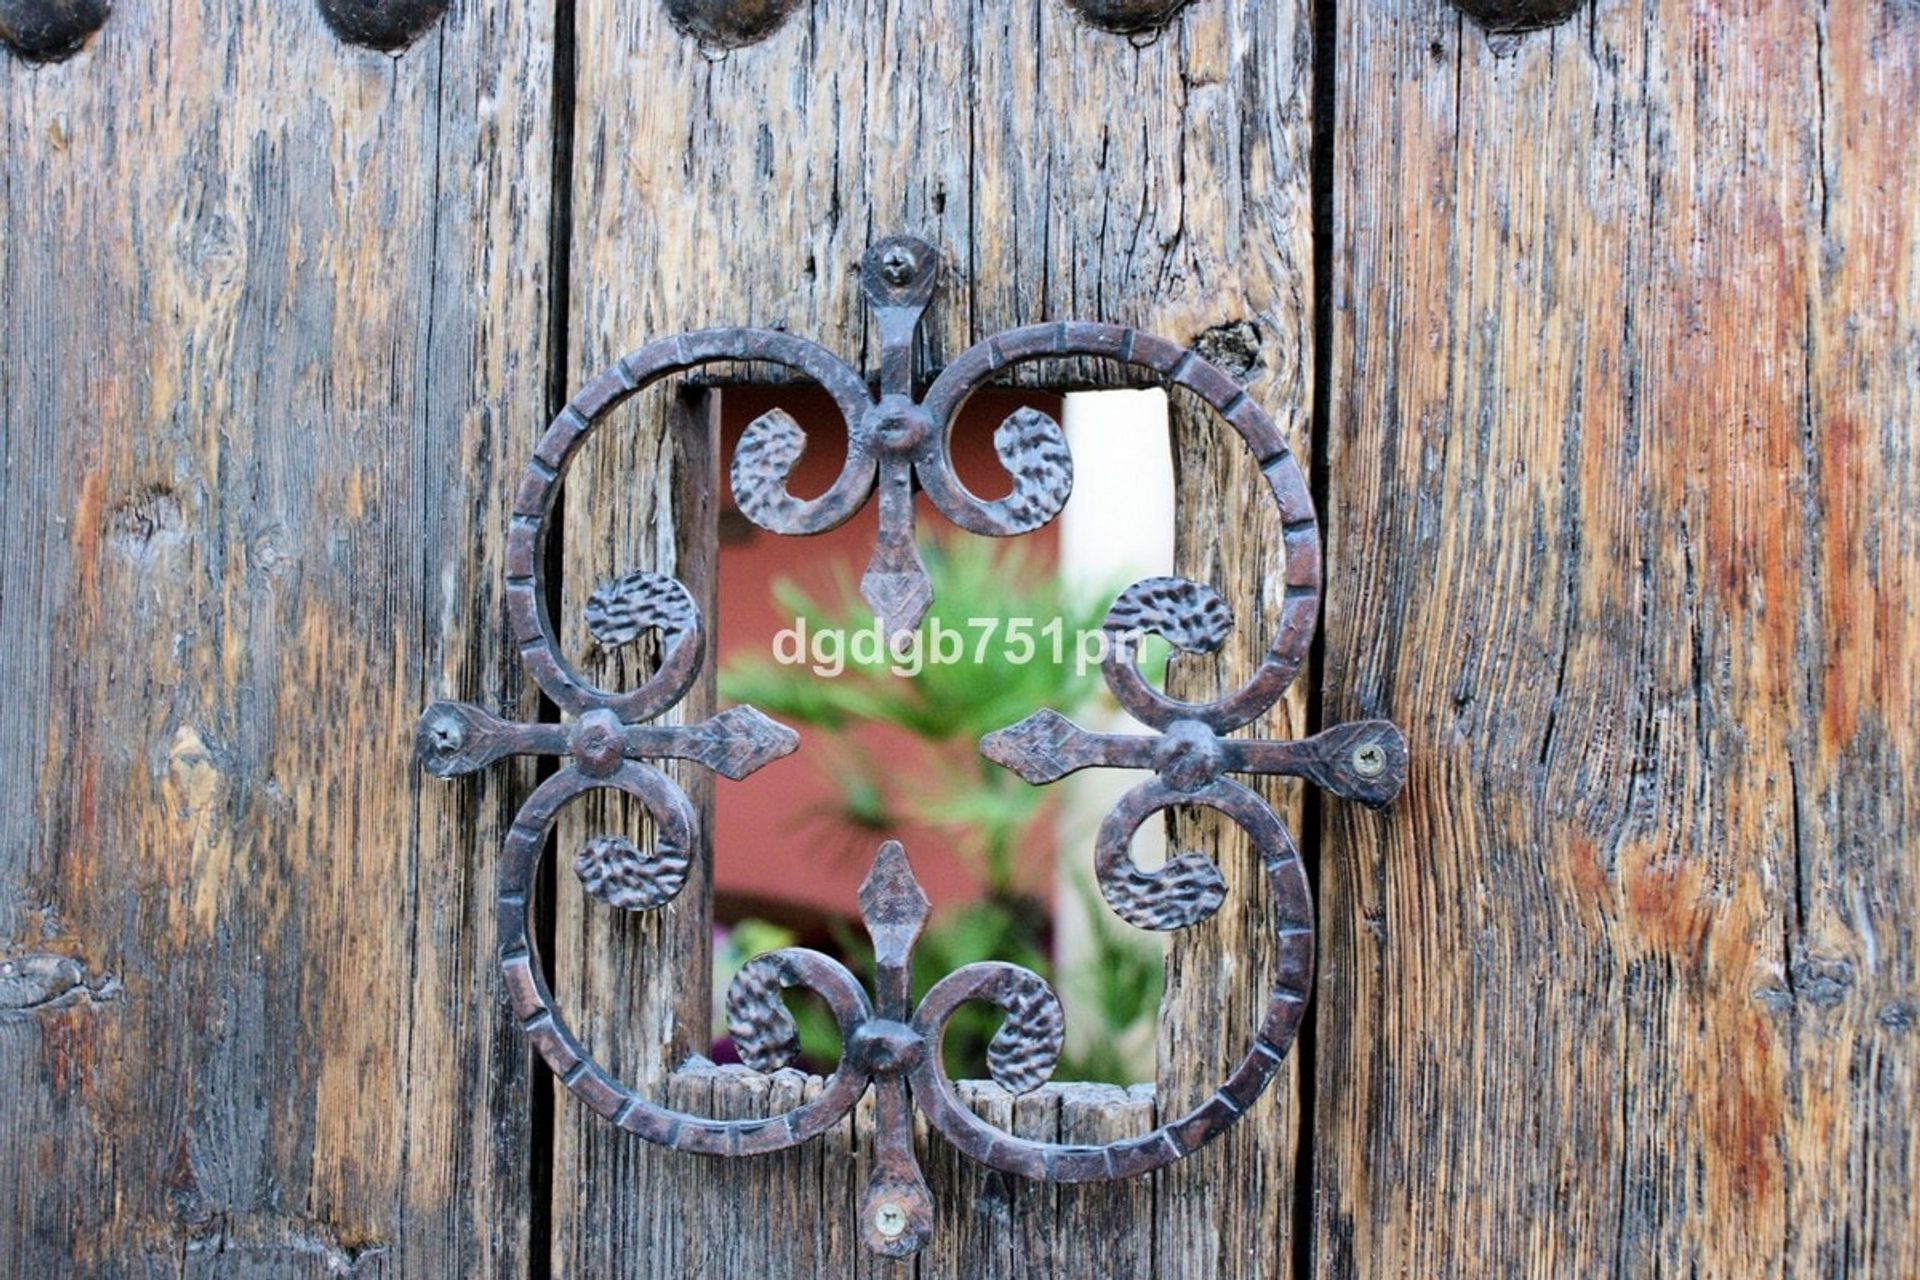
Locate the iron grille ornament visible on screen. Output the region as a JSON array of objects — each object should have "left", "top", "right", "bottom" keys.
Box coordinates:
[{"left": 417, "top": 236, "right": 1408, "bottom": 1258}]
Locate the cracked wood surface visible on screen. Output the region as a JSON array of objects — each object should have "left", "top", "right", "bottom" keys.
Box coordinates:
[
  {"left": 556, "top": 0, "right": 1315, "bottom": 1274},
  {"left": 8, "top": 0, "right": 1917, "bottom": 1276},
  {"left": 1321, "top": 3, "right": 1919, "bottom": 1277},
  {"left": 0, "top": 0, "right": 553, "bottom": 1273}
]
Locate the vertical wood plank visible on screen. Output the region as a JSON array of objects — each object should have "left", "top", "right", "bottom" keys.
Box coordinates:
[
  {"left": 550, "top": 382, "right": 719, "bottom": 1277},
  {"left": 559, "top": 0, "right": 1316, "bottom": 1273},
  {"left": 1057, "top": 1085, "right": 1154, "bottom": 1271},
  {"left": 1154, "top": 386, "right": 1310, "bottom": 1280},
  {"left": 0, "top": 0, "right": 553, "bottom": 1273},
  {"left": 919, "top": 1081, "right": 1020, "bottom": 1277},
  {"left": 1150, "top": 1, "right": 1318, "bottom": 1273},
  {"left": 1322, "top": 2, "right": 1918, "bottom": 1276},
  {"left": 1792, "top": 7, "right": 1920, "bottom": 1274}
]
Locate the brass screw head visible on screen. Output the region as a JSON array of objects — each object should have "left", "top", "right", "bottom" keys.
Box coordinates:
[
  {"left": 1352, "top": 742, "right": 1387, "bottom": 778},
  {"left": 873, "top": 1201, "right": 908, "bottom": 1239},
  {"left": 880, "top": 246, "right": 916, "bottom": 286},
  {"left": 428, "top": 715, "right": 464, "bottom": 751}
]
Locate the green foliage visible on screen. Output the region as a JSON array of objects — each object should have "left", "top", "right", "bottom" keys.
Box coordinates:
[
  {"left": 717, "top": 534, "right": 1169, "bottom": 1082},
  {"left": 721, "top": 536, "right": 1108, "bottom": 735},
  {"left": 1053, "top": 876, "right": 1163, "bottom": 1083},
  {"left": 713, "top": 919, "right": 844, "bottom": 1069},
  {"left": 720, "top": 536, "right": 1114, "bottom": 898}
]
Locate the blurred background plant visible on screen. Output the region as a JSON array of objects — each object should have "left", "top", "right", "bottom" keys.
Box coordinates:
[{"left": 714, "top": 534, "right": 1167, "bottom": 1082}]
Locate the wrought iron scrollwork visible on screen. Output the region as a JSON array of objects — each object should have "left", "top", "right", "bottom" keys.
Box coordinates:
[{"left": 418, "top": 235, "right": 1407, "bottom": 1257}]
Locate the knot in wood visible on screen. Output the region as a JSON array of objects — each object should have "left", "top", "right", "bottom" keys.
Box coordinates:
[
  {"left": 848, "top": 1019, "right": 924, "bottom": 1077},
  {"left": 1153, "top": 719, "right": 1223, "bottom": 791}
]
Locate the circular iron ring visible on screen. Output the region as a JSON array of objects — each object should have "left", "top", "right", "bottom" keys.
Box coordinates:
[
  {"left": 496, "top": 764, "right": 875, "bottom": 1154},
  {"left": 504, "top": 329, "right": 873, "bottom": 720},
  {"left": 919, "top": 321, "right": 1320, "bottom": 733}
]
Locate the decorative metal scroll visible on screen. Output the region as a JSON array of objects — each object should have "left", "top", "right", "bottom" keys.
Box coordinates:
[{"left": 417, "top": 235, "right": 1408, "bottom": 1257}]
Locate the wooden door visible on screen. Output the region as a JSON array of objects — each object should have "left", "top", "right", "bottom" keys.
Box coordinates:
[{"left": 2, "top": 1, "right": 1913, "bottom": 1277}]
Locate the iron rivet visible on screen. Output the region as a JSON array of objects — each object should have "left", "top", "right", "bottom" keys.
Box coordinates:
[
  {"left": 873, "top": 1202, "right": 908, "bottom": 1238},
  {"left": 880, "top": 247, "right": 916, "bottom": 286},
  {"left": 316, "top": 0, "right": 451, "bottom": 50},
  {"left": 573, "top": 709, "right": 626, "bottom": 778},
  {"left": 1352, "top": 742, "right": 1386, "bottom": 778},
  {"left": 430, "top": 717, "right": 465, "bottom": 751}
]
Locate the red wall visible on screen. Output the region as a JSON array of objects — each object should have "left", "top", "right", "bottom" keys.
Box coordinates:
[{"left": 711, "top": 386, "right": 1060, "bottom": 927}]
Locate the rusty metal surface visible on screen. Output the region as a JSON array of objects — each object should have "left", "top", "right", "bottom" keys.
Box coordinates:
[
  {"left": 0, "top": 0, "right": 109, "bottom": 61},
  {"left": 1447, "top": 0, "right": 1586, "bottom": 33},
  {"left": 314, "top": 0, "right": 447, "bottom": 50},
  {"left": 419, "top": 236, "right": 1408, "bottom": 1256}
]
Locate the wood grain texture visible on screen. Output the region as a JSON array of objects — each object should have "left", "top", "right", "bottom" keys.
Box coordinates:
[
  {"left": 550, "top": 384, "right": 721, "bottom": 1276},
  {"left": 653, "top": 1073, "right": 1162, "bottom": 1276},
  {"left": 552, "top": 0, "right": 1316, "bottom": 1274},
  {"left": 25, "top": 0, "right": 1912, "bottom": 1274},
  {"left": 568, "top": 0, "right": 1308, "bottom": 383},
  {"left": 0, "top": 0, "right": 552, "bottom": 1272},
  {"left": 1153, "top": 386, "right": 1310, "bottom": 1280},
  {"left": 1320, "top": 2, "right": 1920, "bottom": 1276}
]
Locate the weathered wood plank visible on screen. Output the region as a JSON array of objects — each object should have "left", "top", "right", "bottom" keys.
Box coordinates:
[
  {"left": 557, "top": 0, "right": 1316, "bottom": 1273},
  {"left": 8, "top": 2, "right": 1914, "bottom": 1277},
  {"left": 1791, "top": 8, "right": 1920, "bottom": 1274},
  {"left": 919, "top": 1080, "right": 1021, "bottom": 1278},
  {"left": 1149, "top": 3, "right": 1318, "bottom": 1274},
  {"left": 1152, "top": 386, "right": 1309, "bottom": 1280},
  {"left": 1058, "top": 1084, "right": 1154, "bottom": 1271},
  {"left": 549, "top": 382, "right": 720, "bottom": 1276},
  {"left": 1320, "top": 2, "right": 1919, "bottom": 1276},
  {"left": 0, "top": 1, "right": 553, "bottom": 1272}
]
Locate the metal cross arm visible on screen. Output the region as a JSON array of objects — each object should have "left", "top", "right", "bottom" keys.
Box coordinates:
[
  {"left": 981, "top": 708, "right": 1409, "bottom": 808},
  {"left": 415, "top": 699, "right": 798, "bottom": 783},
  {"left": 977, "top": 575, "right": 1409, "bottom": 935}
]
